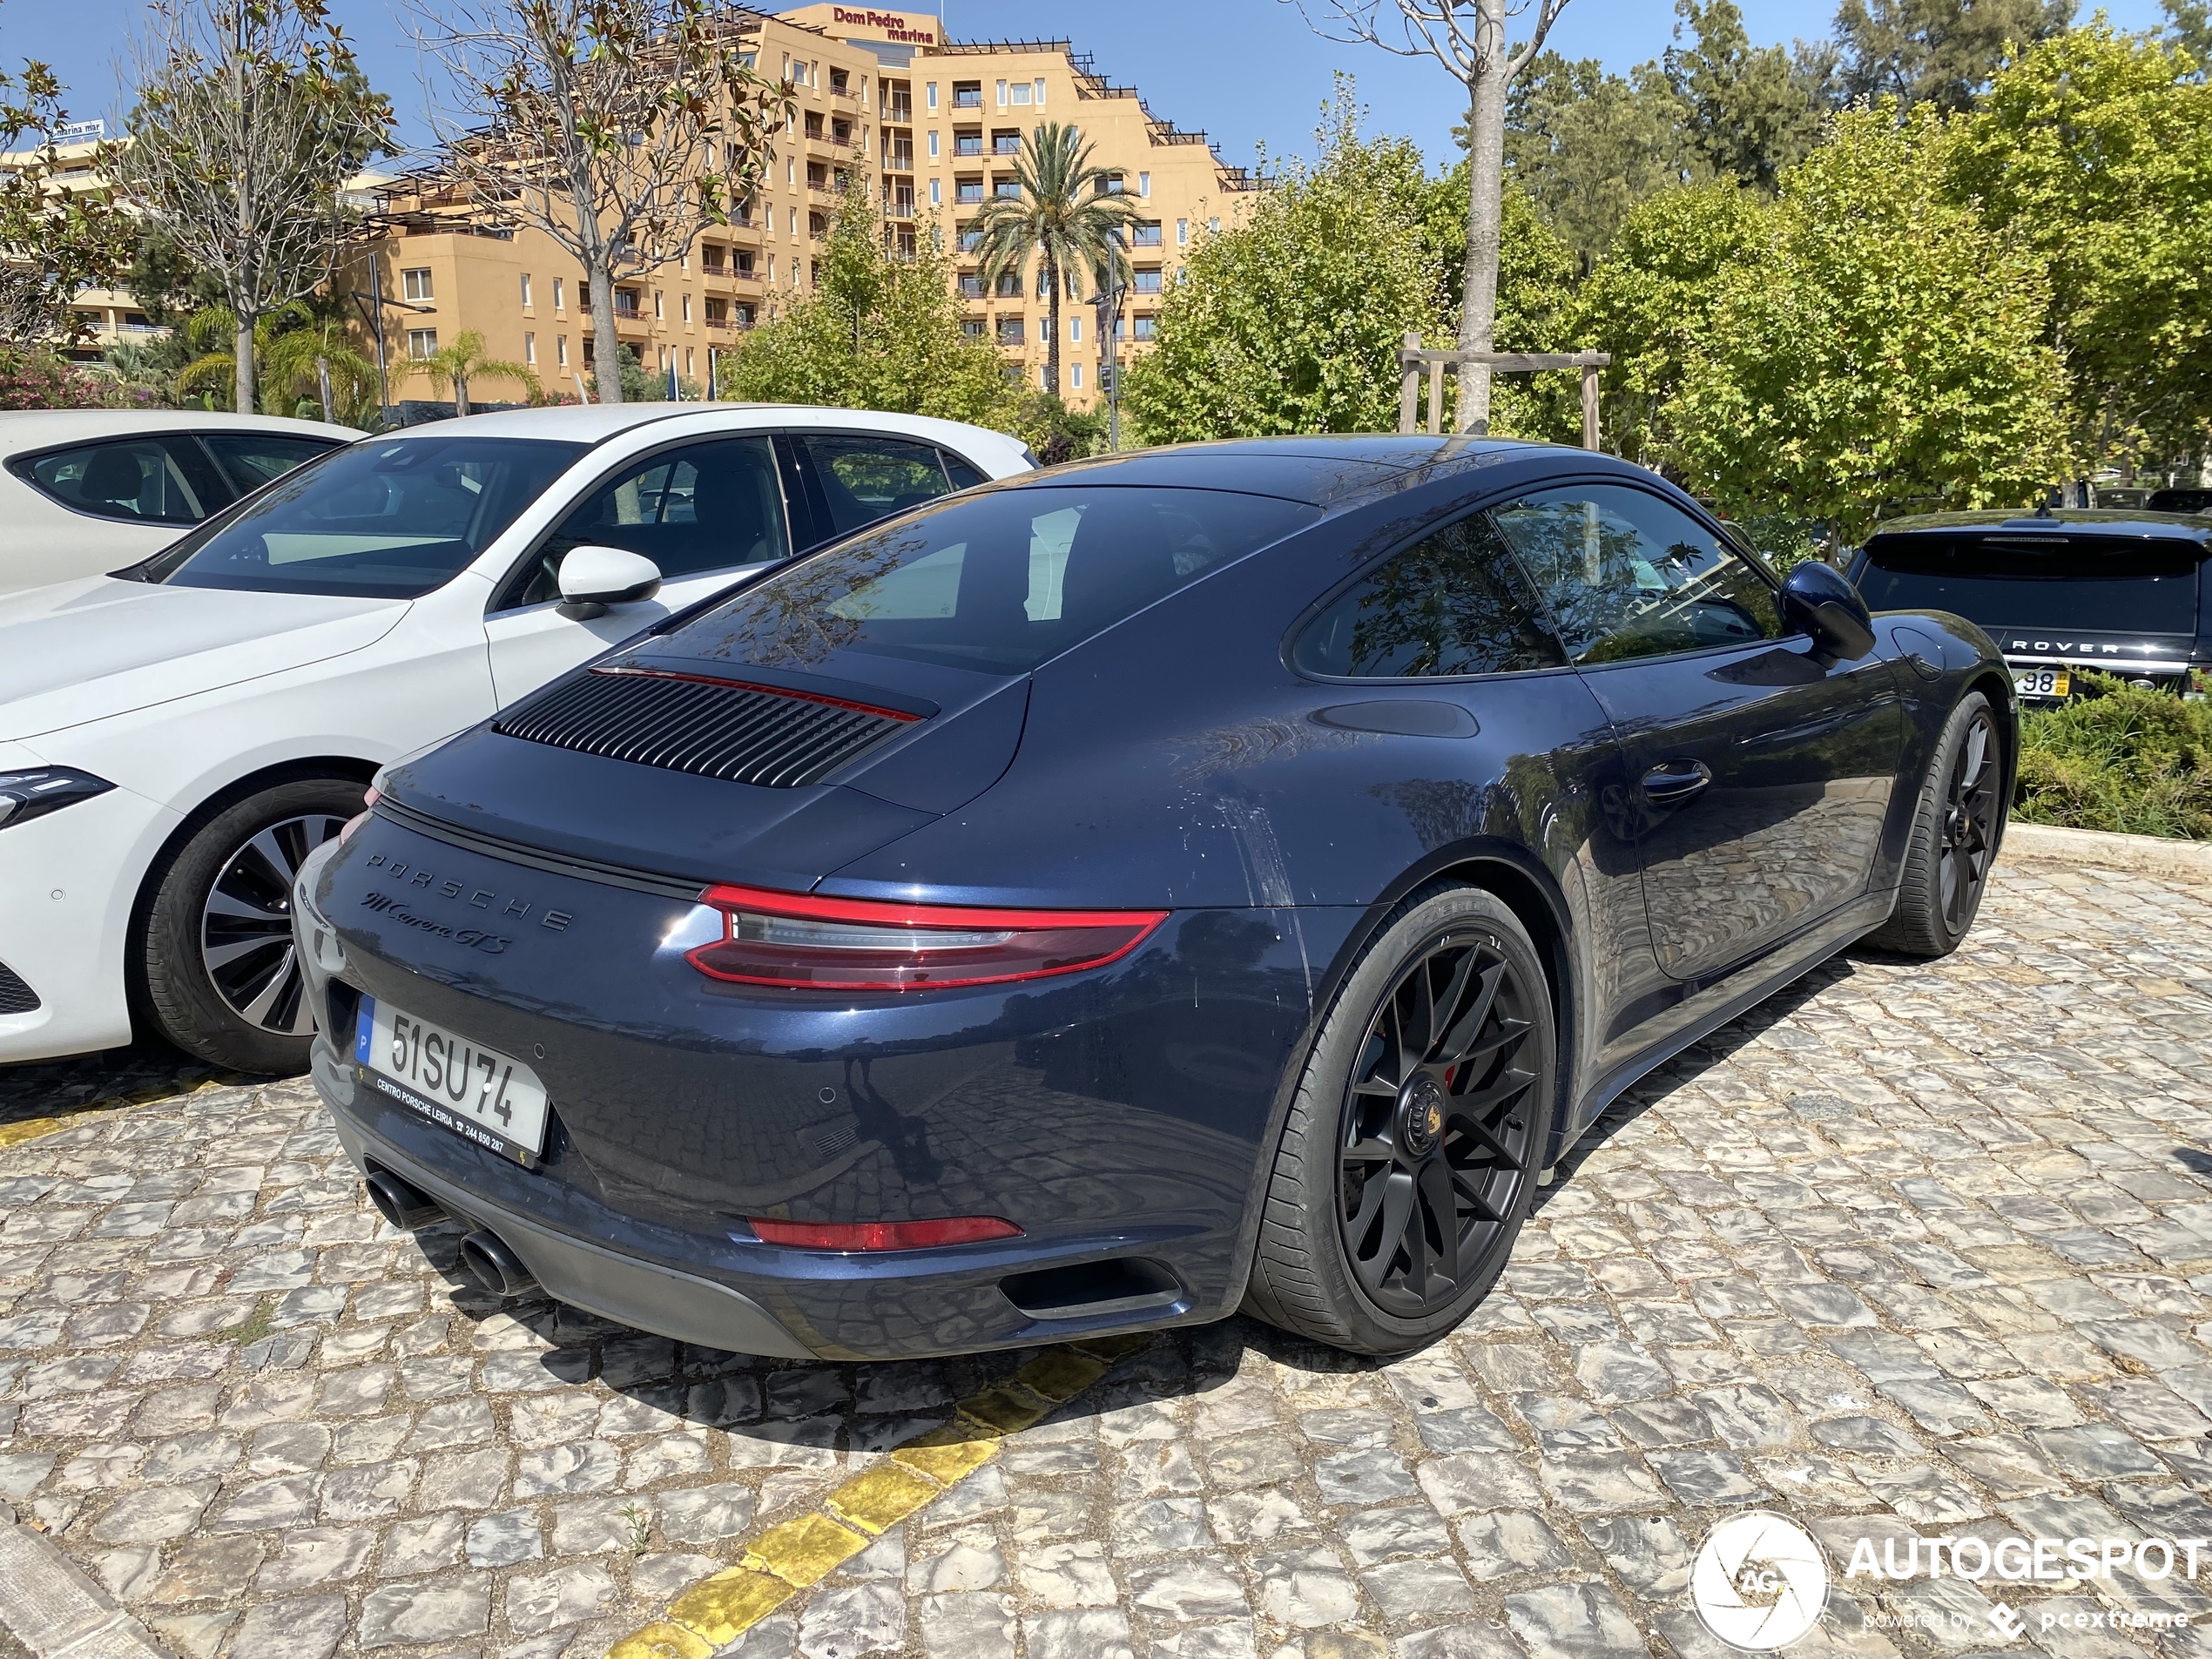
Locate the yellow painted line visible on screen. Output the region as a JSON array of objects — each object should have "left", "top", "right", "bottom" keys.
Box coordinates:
[
  {"left": 605, "top": 1329, "right": 1154, "bottom": 1659},
  {"left": 0, "top": 1075, "right": 235, "bottom": 1154}
]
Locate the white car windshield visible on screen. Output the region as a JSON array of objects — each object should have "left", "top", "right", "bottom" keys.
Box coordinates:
[{"left": 145, "top": 435, "right": 588, "bottom": 600}]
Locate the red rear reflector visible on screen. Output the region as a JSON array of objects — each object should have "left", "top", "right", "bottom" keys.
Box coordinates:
[
  {"left": 748, "top": 1216, "right": 1022, "bottom": 1251},
  {"left": 687, "top": 884, "right": 1168, "bottom": 992}
]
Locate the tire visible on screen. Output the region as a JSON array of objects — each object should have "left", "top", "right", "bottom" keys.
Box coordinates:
[
  {"left": 1865, "top": 690, "right": 2003, "bottom": 960},
  {"left": 139, "top": 775, "right": 364, "bottom": 1073},
  {"left": 1244, "top": 884, "right": 1556, "bottom": 1356}
]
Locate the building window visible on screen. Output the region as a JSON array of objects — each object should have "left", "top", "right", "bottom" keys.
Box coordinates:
[
  {"left": 1133, "top": 314, "right": 1157, "bottom": 341},
  {"left": 955, "top": 130, "right": 981, "bottom": 157},
  {"left": 685, "top": 347, "right": 694, "bottom": 377},
  {"left": 960, "top": 229, "right": 983, "bottom": 253},
  {"left": 927, "top": 130, "right": 940, "bottom": 158},
  {"left": 523, "top": 331, "right": 536, "bottom": 365},
  {"left": 929, "top": 178, "right": 941, "bottom": 206},
  {"left": 1070, "top": 362, "right": 1082, "bottom": 389},
  {"left": 995, "top": 179, "right": 1021, "bottom": 199},
  {"left": 995, "top": 79, "right": 1008, "bottom": 105},
  {"left": 1177, "top": 219, "right": 1189, "bottom": 246},
  {"left": 1138, "top": 171, "right": 1150, "bottom": 197},
  {"left": 1009, "top": 82, "right": 1031, "bottom": 106},
  {"left": 1035, "top": 78, "right": 1048, "bottom": 105},
  {"left": 702, "top": 244, "right": 723, "bottom": 270},
  {"left": 520, "top": 273, "right": 532, "bottom": 307},
  {"left": 956, "top": 178, "right": 984, "bottom": 205},
  {"left": 961, "top": 318, "right": 986, "bottom": 339},
  {"left": 790, "top": 206, "right": 799, "bottom": 236},
  {"left": 706, "top": 297, "right": 726, "bottom": 321},
  {"left": 406, "top": 328, "right": 437, "bottom": 359},
  {"left": 554, "top": 277, "right": 565, "bottom": 310},
  {"left": 617, "top": 287, "right": 641, "bottom": 316},
  {"left": 556, "top": 335, "right": 568, "bottom": 367},
  {"left": 1132, "top": 220, "right": 1162, "bottom": 247},
  {"left": 681, "top": 293, "right": 691, "bottom": 323},
  {"left": 1069, "top": 315, "right": 1082, "bottom": 343},
  {"left": 995, "top": 270, "right": 1021, "bottom": 298},
  {"left": 1099, "top": 173, "right": 1125, "bottom": 195},
  {"left": 997, "top": 316, "right": 1024, "bottom": 345},
  {"left": 959, "top": 273, "right": 985, "bottom": 298},
  {"left": 654, "top": 290, "right": 664, "bottom": 320},
  {"left": 830, "top": 67, "right": 847, "bottom": 93},
  {"left": 735, "top": 250, "right": 754, "bottom": 274},
  {"left": 735, "top": 303, "right": 754, "bottom": 326},
  {"left": 401, "top": 267, "right": 433, "bottom": 302},
  {"left": 953, "top": 80, "right": 980, "bottom": 109},
  {"left": 927, "top": 82, "right": 940, "bottom": 111},
  {"left": 992, "top": 129, "right": 1020, "bottom": 155},
  {"left": 1132, "top": 268, "right": 1163, "bottom": 293},
  {"left": 1209, "top": 217, "right": 1220, "bottom": 233}
]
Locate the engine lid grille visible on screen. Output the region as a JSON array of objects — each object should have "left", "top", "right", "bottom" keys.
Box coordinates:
[{"left": 495, "top": 666, "right": 921, "bottom": 788}]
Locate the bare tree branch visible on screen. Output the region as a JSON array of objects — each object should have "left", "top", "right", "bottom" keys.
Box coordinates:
[{"left": 411, "top": 0, "right": 789, "bottom": 402}]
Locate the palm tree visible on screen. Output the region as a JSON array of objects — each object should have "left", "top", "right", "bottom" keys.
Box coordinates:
[
  {"left": 259, "top": 314, "right": 377, "bottom": 427},
  {"left": 962, "top": 122, "right": 1143, "bottom": 398},
  {"left": 403, "top": 328, "right": 540, "bottom": 416}
]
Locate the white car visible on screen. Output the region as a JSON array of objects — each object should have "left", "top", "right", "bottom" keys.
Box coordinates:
[
  {"left": 0, "top": 402, "right": 1033, "bottom": 1070},
  {"left": 0, "top": 409, "right": 356, "bottom": 594}
]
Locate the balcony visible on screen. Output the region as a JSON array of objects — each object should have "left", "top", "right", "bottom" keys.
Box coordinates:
[
  {"left": 883, "top": 98, "right": 912, "bottom": 123},
  {"left": 886, "top": 146, "right": 914, "bottom": 172}
]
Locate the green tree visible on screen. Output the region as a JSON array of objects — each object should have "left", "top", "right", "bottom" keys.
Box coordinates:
[
  {"left": 1506, "top": 52, "right": 1704, "bottom": 267},
  {"left": 1564, "top": 179, "right": 1764, "bottom": 470},
  {"left": 402, "top": 327, "right": 538, "bottom": 416},
  {"left": 1121, "top": 93, "right": 1443, "bottom": 442},
  {"left": 1948, "top": 21, "right": 2212, "bottom": 472},
  {"left": 0, "top": 24, "right": 135, "bottom": 347},
  {"left": 2168, "top": 0, "right": 2212, "bottom": 67},
  {"left": 118, "top": 0, "right": 393, "bottom": 415},
  {"left": 1833, "top": 0, "right": 2072, "bottom": 111},
  {"left": 1666, "top": 104, "right": 2067, "bottom": 536},
  {"left": 1666, "top": 0, "right": 1835, "bottom": 191},
  {"left": 723, "top": 189, "right": 1009, "bottom": 426},
  {"left": 259, "top": 307, "right": 377, "bottom": 423},
  {"left": 961, "top": 122, "right": 1143, "bottom": 400}
]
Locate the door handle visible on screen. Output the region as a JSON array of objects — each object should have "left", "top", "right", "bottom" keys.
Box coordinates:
[{"left": 1642, "top": 760, "right": 1713, "bottom": 807}]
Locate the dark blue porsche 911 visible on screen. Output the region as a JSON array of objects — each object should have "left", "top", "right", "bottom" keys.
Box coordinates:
[{"left": 294, "top": 436, "right": 2013, "bottom": 1359}]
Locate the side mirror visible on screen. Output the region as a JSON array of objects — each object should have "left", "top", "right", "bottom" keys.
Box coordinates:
[
  {"left": 1779, "top": 558, "right": 1876, "bottom": 662},
  {"left": 556, "top": 546, "right": 663, "bottom": 620}
]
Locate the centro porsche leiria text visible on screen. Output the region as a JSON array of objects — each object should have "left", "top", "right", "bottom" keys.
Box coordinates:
[{"left": 296, "top": 436, "right": 2014, "bottom": 1360}]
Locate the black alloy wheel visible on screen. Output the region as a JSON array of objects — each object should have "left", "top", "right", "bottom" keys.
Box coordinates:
[
  {"left": 1339, "top": 932, "right": 1538, "bottom": 1318},
  {"left": 200, "top": 812, "right": 350, "bottom": 1034},
  {"left": 1938, "top": 708, "right": 1999, "bottom": 934},
  {"left": 1866, "top": 689, "right": 2004, "bottom": 960},
  {"left": 1245, "top": 884, "right": 1554, "bottom": 1355}
]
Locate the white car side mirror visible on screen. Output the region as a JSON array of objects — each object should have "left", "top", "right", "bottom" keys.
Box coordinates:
[{"left": 556, "top": 546, "right": 663, "bottom": 620}]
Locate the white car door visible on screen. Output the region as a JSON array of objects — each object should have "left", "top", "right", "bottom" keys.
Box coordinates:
[{"left": 482, "top": 433, "right": 793, "bottom": 706}]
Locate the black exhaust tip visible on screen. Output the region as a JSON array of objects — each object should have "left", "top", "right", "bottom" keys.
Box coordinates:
[
  {"left": 457, "top": 1229, "right": 538, "bottom": 1298},
  {"left": 364, "top": 1169, "right": 446, "bottom": 1231}
]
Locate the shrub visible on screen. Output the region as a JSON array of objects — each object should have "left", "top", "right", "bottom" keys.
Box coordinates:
[{"left": 2013, "top": 672, "right": 2212, "bottom": 840}]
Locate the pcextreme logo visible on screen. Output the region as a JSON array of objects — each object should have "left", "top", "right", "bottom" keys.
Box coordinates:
[{"left": 1691, "top": 1512, "right": 1829, "bottom": 1650}]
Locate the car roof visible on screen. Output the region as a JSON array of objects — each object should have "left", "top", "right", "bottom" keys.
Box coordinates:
[
  {"left": 407, "top": 401, "right": 1025, "bottom": 455},
  {"left": 0, "top": 409, "right": 357, "bottom": 458},
  {"left": 1007, "top": 434, "right": 1568, "bottom": 508},
  {"left": 1871, "top": 507, "right": 2212, "bottom": 543}
]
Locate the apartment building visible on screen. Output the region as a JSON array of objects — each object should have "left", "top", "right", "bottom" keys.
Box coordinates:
[
  {"left": 339, "top": 4, "right": 1258, "bottom": 410},
  {"left": 0, "top": 127, "right": 161, "bottom": 360}
]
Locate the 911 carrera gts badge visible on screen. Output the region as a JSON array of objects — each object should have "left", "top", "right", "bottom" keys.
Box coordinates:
[
  {"left": 358, "top": 891, "right": 510, "bottom": 954},
  {"left": 360, "top": 851, "right": 575, "bottom": 932}
]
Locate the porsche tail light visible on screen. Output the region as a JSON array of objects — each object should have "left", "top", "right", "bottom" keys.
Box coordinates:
[
  {"left": 687, "top": 884, "right": 1167, "bottom": 992},
  {"left": 336, "top": 786, "right": 382, "bottom": 846},
  {"left": 748, "top": 1215, "right": 1022, "bottom": 1251}
]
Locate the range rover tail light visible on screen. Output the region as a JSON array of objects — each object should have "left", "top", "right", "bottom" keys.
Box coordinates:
[{"left": 687, "top": 884, "right": 1167, "bottom": 992}]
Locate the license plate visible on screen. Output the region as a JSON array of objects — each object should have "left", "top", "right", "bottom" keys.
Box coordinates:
[
  {"left": 354, "top": 996, "right": 550, "bottom": 1165},
  {"left": 2014, "top": 666, "right": 2070, "bottom": 700}
]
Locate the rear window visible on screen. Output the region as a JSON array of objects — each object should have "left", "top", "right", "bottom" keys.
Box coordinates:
[
  {"left": 146, "top": 435, "right": 588, "bottom": 599},
  {"left": 1858, "top": 535, "right": 2205, "bottom": 634},
  {"left": 681, "top": 484, "right": 1318, "bottom": 674}
]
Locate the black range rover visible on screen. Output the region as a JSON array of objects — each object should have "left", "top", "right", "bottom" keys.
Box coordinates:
[{"left": 1847, "top": 509, "right": 2212, "bottom": 703}]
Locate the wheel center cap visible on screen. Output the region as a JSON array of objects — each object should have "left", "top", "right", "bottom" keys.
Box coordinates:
[{"left": 1399, "top": 1076, "right": 1446, "bottom": 1157}]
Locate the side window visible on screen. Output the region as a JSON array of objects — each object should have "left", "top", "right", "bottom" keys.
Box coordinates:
[
  {"left": 199, "top": 434, "right": 340, "bottom": 497},
  {"left": 940, "top": 448, "right": 987, "bottom": 490},
  {"left": 1294, "top": 514, "right": 1565, "bottom": 678},
  {"left": 800, "top": 434, "right": 954, "bottom": 541},
  {"left": 1488, "top": 483, "right": 1783, "bottom": 666},
  {"left": 496, "top": 435, "right": 788, "bottom": 610},
  {"left": 16, "top": 437, "right": 221, "bottom": 525}
]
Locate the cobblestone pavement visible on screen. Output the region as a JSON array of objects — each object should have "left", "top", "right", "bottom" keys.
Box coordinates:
[{"left": 4, "top": 854, "right": 2212, "bottom": 1659}]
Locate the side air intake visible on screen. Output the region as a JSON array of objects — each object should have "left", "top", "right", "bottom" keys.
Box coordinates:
[
  {"left": 495, "top": 666, "right": 919, "bottom": 788},
  {"left": 0, "top": 958, "right": 37, "bottom": 1015}
]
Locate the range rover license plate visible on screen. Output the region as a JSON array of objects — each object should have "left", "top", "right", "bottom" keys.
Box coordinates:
[
  {"left": 2014, "top": 666, "right": 2070, "bottom": 700},
  {"left": 354, "top": 996, "right": 549, "bottom": 1165}
]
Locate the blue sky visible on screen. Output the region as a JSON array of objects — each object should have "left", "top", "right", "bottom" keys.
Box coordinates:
[{"left": 2, "top": 0, "right": 2174, "bottom": 169}]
